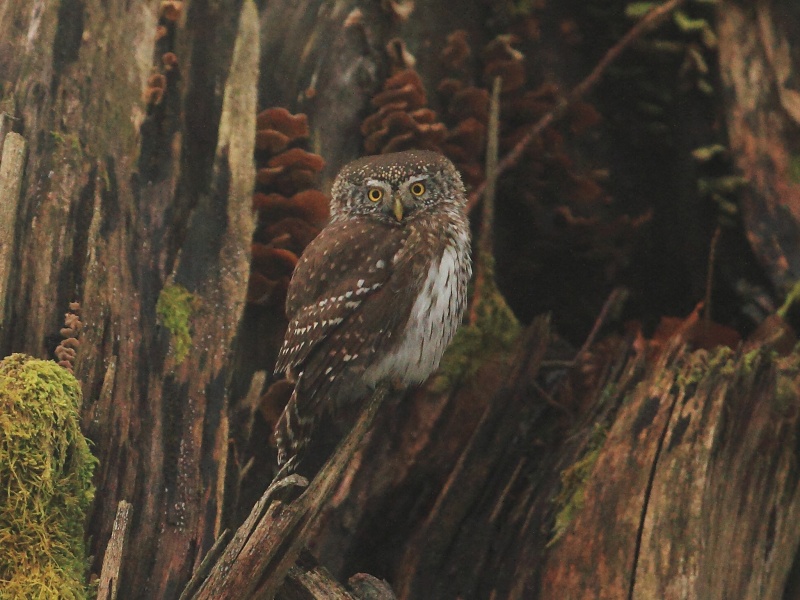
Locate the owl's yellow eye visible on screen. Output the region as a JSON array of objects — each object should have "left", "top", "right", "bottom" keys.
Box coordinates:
[
  {"left": 410, "top": 182, "right": 426, "bottom": 196},
  {"left": 368, "top": 188, "right": 383, "bottom": 202}
]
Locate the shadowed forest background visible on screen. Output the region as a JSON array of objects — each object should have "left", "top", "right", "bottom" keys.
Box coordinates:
[{"left": 1, "top": 0, "right": 800, "bottom": 598}]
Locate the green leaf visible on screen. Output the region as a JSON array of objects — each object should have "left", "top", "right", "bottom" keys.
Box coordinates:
[
  {"left": 625, "top": 2, "right": 657, "bottom": 19},
  {"left": 691, "top": 144, "right": 727, "bottom": 162},
  {"left": 674, "top": 10, "right": 711, "bottom": 33}
]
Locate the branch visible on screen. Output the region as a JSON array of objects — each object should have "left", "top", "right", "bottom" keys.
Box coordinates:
[
  {"left": 469, "top": 76, "right": 502, "bottom": 325},
  {"left": 466, "top": 0, "right": 690, "bottom": 213},
  {"left": 187, "top": 383, "right": 392, "bottom": 599}
]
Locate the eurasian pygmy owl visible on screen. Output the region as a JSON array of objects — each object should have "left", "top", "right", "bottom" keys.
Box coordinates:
[{"left": 274, "top": 150, "right": 472, "bottom": 470}]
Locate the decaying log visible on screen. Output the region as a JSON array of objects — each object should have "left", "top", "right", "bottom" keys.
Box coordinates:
[
  {"left": 279, "top": 559, "right": 356, "bottom": 600},
  {"left": 542, "top": 341, "right": 800, "bottom": 599},
  {"left": 1, "top": 0, "right": 260, "bottom": 594},
  {"left": 276, "top": 553, "right": 397, "bottom": 600}
]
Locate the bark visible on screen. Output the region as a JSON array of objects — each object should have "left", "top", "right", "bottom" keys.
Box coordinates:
[
  {"left": 541, "top": 342, "right": 800, "bottom": 599},
  {"left": 1, "top": 0, "right": 256, "bottom": 595},
  {"left": 717, "top": 0, "right": 800, "bottom": 292}
]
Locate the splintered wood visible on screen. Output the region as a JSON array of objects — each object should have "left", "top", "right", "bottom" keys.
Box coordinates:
[{"left": 0, "top": 132, "right": 25, "bottom": 327}]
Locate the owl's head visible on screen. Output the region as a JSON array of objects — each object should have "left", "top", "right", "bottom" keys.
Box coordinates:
[{"left": 329, "top": 150, "right": 466, "bottom": 223}]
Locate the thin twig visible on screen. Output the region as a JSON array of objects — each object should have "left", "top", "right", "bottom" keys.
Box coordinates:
[
  {"left": 574, "top": 287, "right": 629, "bottom": 364},
  {"left": 469, "top": 76, "right": 502, "bottom": 325},
  {"left": 466, "top": 0, "right": 690, "bottom": 213},
  {"left": 703, "top": 225, "right": 722, "bottom": 327}
]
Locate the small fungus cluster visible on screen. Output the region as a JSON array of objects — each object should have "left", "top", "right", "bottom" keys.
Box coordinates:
[
  {"left": 361, "top": 42, "right": 447, "bottom": 155},
  {"left": 55, "top": 302, "right": 82, "bottom": 374},
  {"left": 139, "top": 1, "right": 182, "bottom": 181},
  {"left": 144, "top": 0, "right": 183, "bottom": 108},
  {"left": 142, "top": 52, "right": 179, "bottom": 108}
]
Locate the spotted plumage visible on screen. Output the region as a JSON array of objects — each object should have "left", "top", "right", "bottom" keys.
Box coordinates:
[{"left": 274, "top": 150, "right": 472, "bottom": 470}]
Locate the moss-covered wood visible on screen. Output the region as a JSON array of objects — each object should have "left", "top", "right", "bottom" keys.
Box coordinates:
[{"left": 0, "top": 354, "right": 96, "bottom": 598}]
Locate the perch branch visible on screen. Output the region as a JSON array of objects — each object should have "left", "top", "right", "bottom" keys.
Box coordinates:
[
  {"left": 466, "top": 0, "right": 690, "bottom": 213},
  {"left": 187, "top": 383, "right": 392, "bottom": 599}
]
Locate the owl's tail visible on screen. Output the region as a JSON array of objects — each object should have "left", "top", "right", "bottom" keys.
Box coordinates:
[{"left": 274, "top": 386, "right": 314, "bottom": 472}]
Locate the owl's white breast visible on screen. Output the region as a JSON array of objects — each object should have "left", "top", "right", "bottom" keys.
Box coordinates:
[{"left": 365, "top": 238, "right": 469, "bottom": 386}]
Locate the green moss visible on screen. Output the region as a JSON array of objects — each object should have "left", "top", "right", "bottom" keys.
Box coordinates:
[
  {"left": 549, "top": 423, "right": 607, "bottom": 546},
  {"left": 156, "top": 284, "right": 196, "bottom": 364},
  {"left": 429, "top": 250, "right": 521, "bottom": 392},
  {"left": 673, "top": 10, "right": 712, "bottom": 35},
  {"left": 50, "top": 131, "right": 84, "bottom": 166},
  {"left": 741, "top": 346, "right": 777, "bottom": 374},
  {"left": 677, "top": 347, "right": 735, "bottom": 387},
  {"left": 625, "top": 2, "right": 657, "bottom": 18},
  {"left": 0, "top": 354, "right": 97, "bottom": 599}
]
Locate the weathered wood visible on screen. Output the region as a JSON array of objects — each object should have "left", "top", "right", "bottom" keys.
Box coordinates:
[
  {"left": 542, "top": 343, "right": 800, "bottom": 599},
  {"left": 277, "top": 551, "right": 356, "bottom": 600},
  {"left": 276, "top": 558, "right": 398, "bottom": 600},
  {"left": 97, "top": 500, "right": 133, "bottom": 600},
  {"left": 141, "top": 2, "right": 259, "bottom": 594},
  {"left": 191, "top": 383, "right": 391, "bottom": 599},
  {"left": 346, "top": 573, "right": 398, "bottom": 600},
  {"left": 279, "top": 566, "right": 356, "bottom": 600},
  {"left": 717, "top": 1, "right": 800, "bottom": 292},
  {"left": 1, "top": 0, "right": 259, "bottom": 595},
  {"left": 394, "top": 317, "right": 550, "bottom": 599},
  {"left": 0, "top": 131, "right": 25, "bottom": 328}
]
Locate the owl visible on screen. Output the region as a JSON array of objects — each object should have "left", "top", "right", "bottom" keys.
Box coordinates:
[{"left": 273, "top": 149, "right": 472, "bottom": 470}]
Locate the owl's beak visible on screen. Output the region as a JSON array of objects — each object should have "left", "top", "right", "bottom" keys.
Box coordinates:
[{"left": 393, "top": 197, "right": 404, "bottom": 221}]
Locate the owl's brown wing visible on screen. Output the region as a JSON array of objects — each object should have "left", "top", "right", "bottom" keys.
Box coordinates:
[
  {"left": 274, "top": 218, "right": 409, "bottom": 376},
  {"left": 289, "top": 223, "right": 442, "bottom": 414}
]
